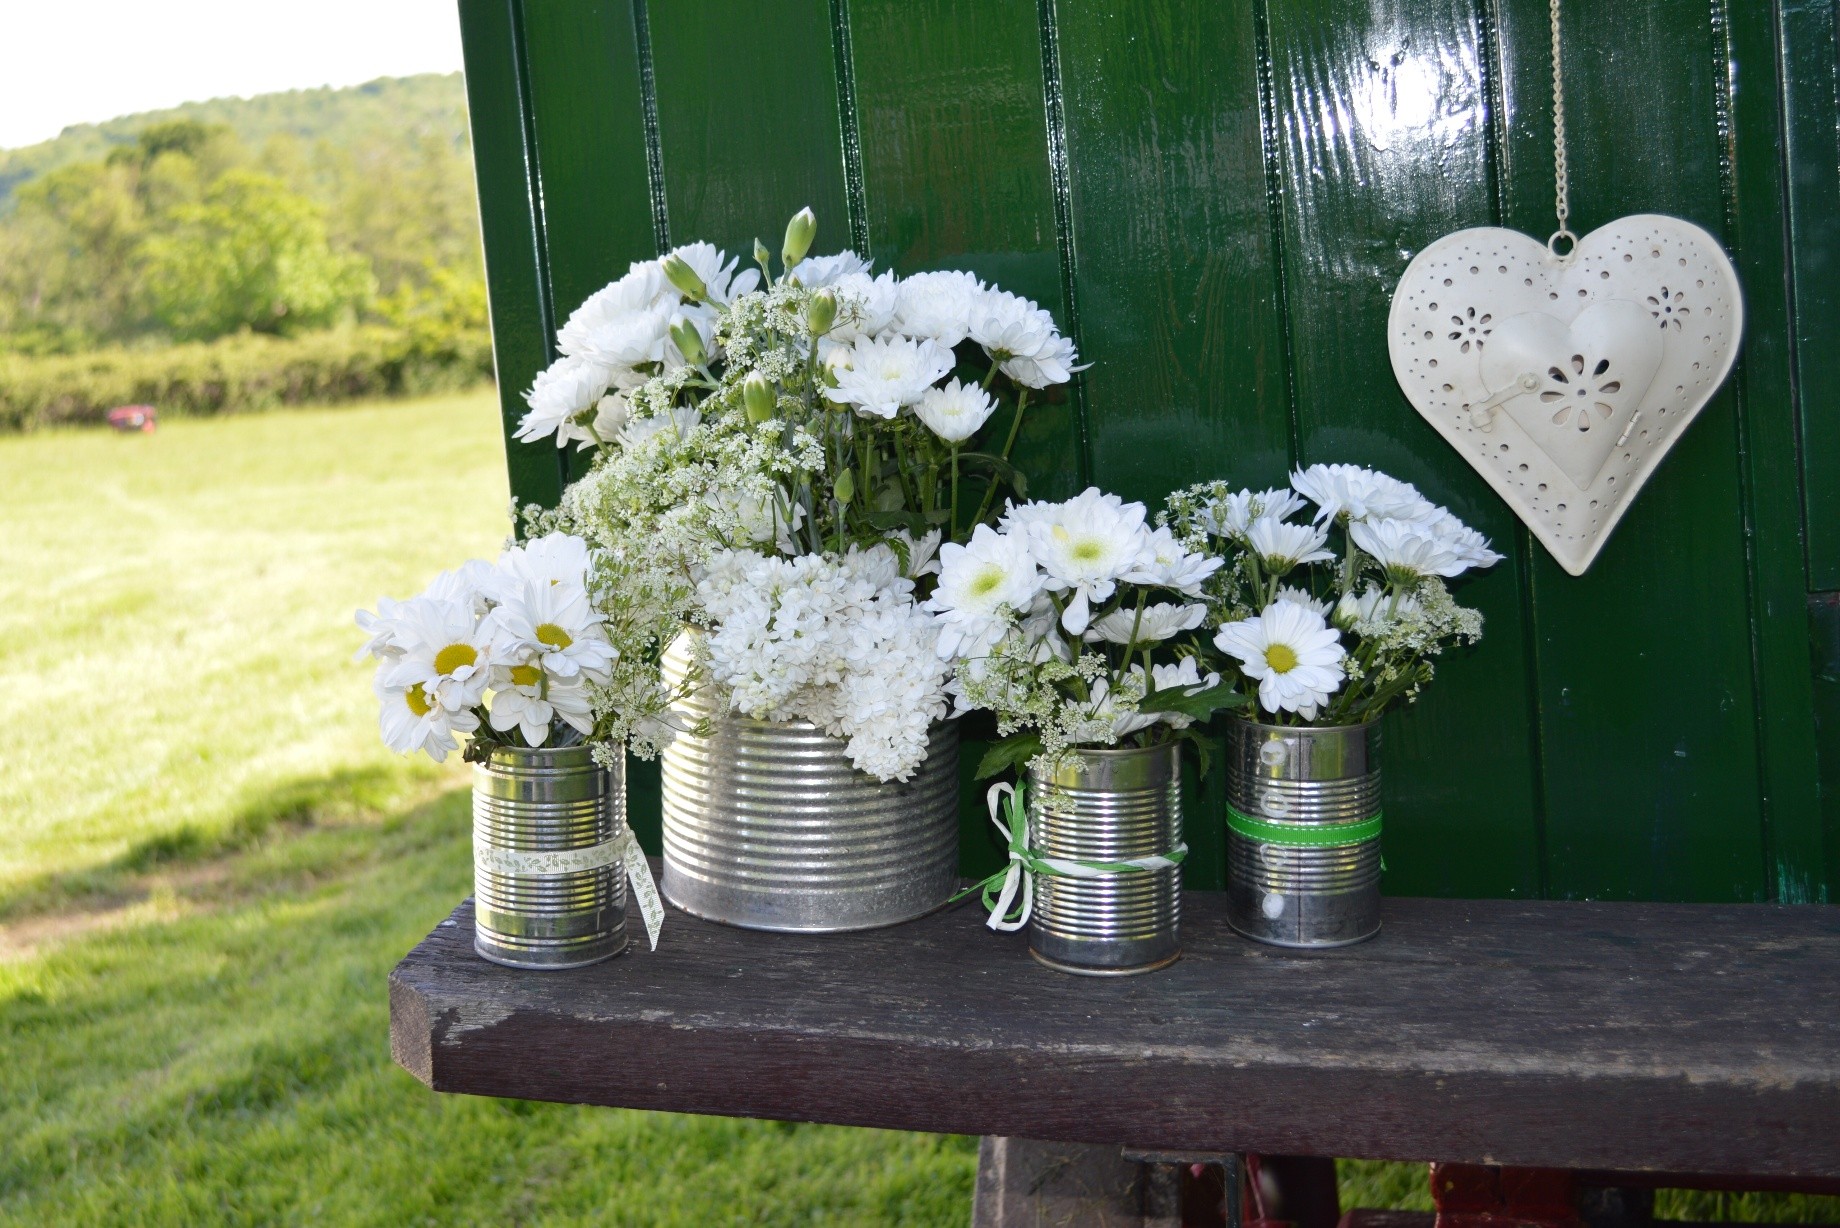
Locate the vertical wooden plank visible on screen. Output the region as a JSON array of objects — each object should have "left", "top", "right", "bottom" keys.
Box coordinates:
[
  {"left": 1264, "top": 0, "right": 1544, "bottom": 897},
  {"left": 519, "top": 0, "right": 670, "bottom": 854},
  {"left": 457, "top": 0, "right": 564, "bottom": 511},
  {"left": 1496, "top": 0, "right": 1768, "bottom": 901},
  {"left": 1810, "top": 594, "right": 1840, "bottom": 893},
  {"left": 1783, "top": 0, "right": 1840, "bottom": 587},
  {"left": 1725, "top": 0, "right": 1826, "bottom": 899},
  {"left": 844, "top": 0, "right": 1090, "bottom": 880},
  {"left": 645, "top": 0, "right": 849, "bottom": 256}
]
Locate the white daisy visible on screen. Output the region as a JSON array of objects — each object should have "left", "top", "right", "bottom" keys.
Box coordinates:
[
  {"left": 353, "top": 595, "right": 411, "bottom": 662},
  {"left": 1349, "top": 516, "right": 1469, "bottom": 581},
  {"left": 488, "top": 579, "right": 617, "bottom": 683},
  {"left": 590, "top": 391, "right": 630, "bottom": 444},
  {"left": 487, "top": 666, "right": 595, "bottom": 745},
  {"left": 785, "top": 250, "right": 871, "bottom": 288},
  {"left": 927, "top": 523, "right": 1043, "bottom": 658},
  {"left": 375, "top": 670, "right": 479, "bottom": 763},
  {"left": 517, "top": 354, "right": 616, "bottom": 448},
  {"left": 913, "top": 378, "right": 997, "bottom": 443},
  {"left": 1006, "top": 488, "right": 1155, "bottom": 635},
  {"left": 1273, "top": 584, "right": 1330, "bottom": 617},
  {"left": 823, "top": 335, "right": 955, "bottom": 419},
  {"left": 1291, "top": 463, "right": 1434, "bottom": 524},
  {"left": 1086, "top": 669, "right": 1162, "bottom": 739},
  {"left": 1214, "top": 599, "right": 1346, "bottom": 720},
  {"left": 1246, "top": 515, "right": 1334, "bottom": 573},
  {"left": 492, "top": 532, "right": 594, "bottom": 597},
  {"left": 1146, "top": 657, "right": 1223, "bottom": 730},
  {"left": 1086, "top": 601, "right": 1209, "bottom": 645},
  {"left": 892, "top": 269, "right": 986, "bottom": 346},
  {"left": 381, "top": 594, "right": 496, "bottom": 713},
  {"left": 1120, "top": 525, "right": 1223, "bottom": 595},
  {"left": 665, "top": 241, "right": 760, "bottom": 305}
]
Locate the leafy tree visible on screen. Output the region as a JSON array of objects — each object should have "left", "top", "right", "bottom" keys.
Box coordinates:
[{"left": 141, "top": 171, "right": 373, "bottom": 339}]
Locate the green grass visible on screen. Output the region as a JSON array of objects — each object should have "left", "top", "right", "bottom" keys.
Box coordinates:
[
  {"left": 3, "top": 395, "right": 1834, "bottom": 1226},
  {"left": 0, "top": 394, "right": 975, "bottom": 1226}
]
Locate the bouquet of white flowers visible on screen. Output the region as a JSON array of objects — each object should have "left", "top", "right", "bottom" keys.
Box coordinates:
[
  {"left": 1163, "top": 463, "right": 1503, "bottom": 726},
  {"left": 928, "top": 486, "right": 1242, "bottom": 775},
  {"left": 354, "top": 533, "right": 617, "bottom": 762},
  {"left": 517, "top": 208, "right": 1082, "bottom": 781}
]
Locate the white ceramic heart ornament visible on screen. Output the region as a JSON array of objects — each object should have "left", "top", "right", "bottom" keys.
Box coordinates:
[{"left": 1388, "top": 215, "right": 1743, "bottom": 575}]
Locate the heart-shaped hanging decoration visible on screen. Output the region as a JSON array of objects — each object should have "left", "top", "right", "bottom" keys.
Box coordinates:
[{"left": 1387, "top": 214, "right": 1743, "bottom": 575}]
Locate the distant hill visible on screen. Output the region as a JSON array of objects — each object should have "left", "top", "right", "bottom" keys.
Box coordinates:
[{"left": 0, "top": 73, "right": 469, "bottom": 212}]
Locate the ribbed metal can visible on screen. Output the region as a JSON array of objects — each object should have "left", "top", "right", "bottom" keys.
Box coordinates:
[
  {"left": 1026, "top": 742, "right": 1183, "bottom": 975},
  {"left": 472, "top": 741, "right": 628, "bottom": 969},
  {"left": 658, "top": 630, "right": 960, "bottom": 932},
  {"left": 1225, "top": 718, "right": 1382, "bottom": 948}
]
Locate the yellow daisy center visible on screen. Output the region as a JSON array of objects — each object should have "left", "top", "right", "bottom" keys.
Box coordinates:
[
  {"left": 968, "top": 566, "right": 1008, "bottom": 599},
  {"left": 433, "top": 643, "right": 478, "bottom": 676},
  {"left": 1265, "top": 643, "right": 1299, "bottom": 674},
  {"left": 509, "top": 664, "right": 543, "bottom": 687},
  {"left": 535, "top": 623, "right": 574, "bottom": 650},
  {"left": 404, "top": 683, "right": 433, "bottom": 717}
]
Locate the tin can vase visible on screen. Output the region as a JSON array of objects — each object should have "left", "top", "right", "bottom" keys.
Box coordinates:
[
  {"left": 472, "top": 741, "right": 628, "bottom": 969},
  {"left": 658, "top": 630, "right": 960, "bottom": 932},
  {"left": 1225, "top": 718, "right": 1382, "bottom": 948},
  {"left": 1026, "top": 742, "right": 1184, "bottom": 976}
]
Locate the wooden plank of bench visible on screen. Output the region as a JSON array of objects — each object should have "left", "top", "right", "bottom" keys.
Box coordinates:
[{"left": 389, "top": 884, "right": 1840, "bottom": 1178}]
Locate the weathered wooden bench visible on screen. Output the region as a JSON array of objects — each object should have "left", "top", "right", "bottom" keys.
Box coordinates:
[{"left": 390, "top": 874, "right": 1840, "bottom": 1222}]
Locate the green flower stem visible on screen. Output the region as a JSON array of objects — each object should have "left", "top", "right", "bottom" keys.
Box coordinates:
[
  {"left": 969, "top": 388, "right": 1031, "bottom": 528},
  {"left": 949, "top": 444, "right": 961, "bottom": 540}
]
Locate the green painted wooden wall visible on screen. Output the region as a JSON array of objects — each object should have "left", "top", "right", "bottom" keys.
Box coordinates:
[{"left": 457, "top": 0, "right": 1839, "bottom": 904}]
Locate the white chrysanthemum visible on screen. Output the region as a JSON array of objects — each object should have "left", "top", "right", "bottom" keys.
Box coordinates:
[
  {"left": 786, "top": 250, "right": 871, "bottom": 288},
  {"left": 375, "top": 669, "right": 479, "bottom": 763},
  {"left": 1350, "top": 516, "right": 1469, "bottom": 580},
  {"left": 381, "top": 594, "right": 496, "bottom": 713},
  {"left": 967, "top": 290, "right": 1083, "bottom": 388},
  {"left": 590, "top": 391, "right": 630, "bottom": 444},
  {"left": 1146, "top": 656, "right": 1222, "bottom": 730},
  {"left": 487, "top": 579, "right": 617, "bottom": 682},
  {"left": 1274, "top": 584, "right": 1330, "bottom": 618},
  {"left": 1121, "top": 525, "right": 1223, "bottom": 595},
  {"left": 1086, "top": 669, "right": 1162, "bottom": 738},
  {"left": 556, "top": 262, "right": 670, "bottom": 359},
  {"left": 1087, "top": 601, "right": 1209, "bottom": 645},
  {"left": 666, "top": 240, "right": 760, "bottom": 305},
  {"left": 620, "top": 405, "right": 702, "bottom": 448},
  {"left": 913, "top": 378, "right": 997, "bottom": 443},
  {"left": 1214, "top": 599, "right": 1346, "bottom": 720},
  {"left": 1006, "top": 488, "right": 1155, "bottom": 635},
  {"left": 892, "top": 269, "right": 986, "bottom": 346},
  {"left": 1422, "top": 509, "right": 1504, "bottom": 570},
  {"left": 1246, "top": 515, "right": 1334, "bottom": 572},
  {"left": 927, "top": 523, "right": 1043, "bottom": 658},
  {"left": 827, "top": 270, "right": 900, "bottom": 340},
  {"left": 823, "top": 335, "right": 955, "bottom": 418},
  {"left": 518, "top": 354, "right": 616, "bottom": 448},
  {"left": 1333, "top": 583, "right": 1423, "bottom": 633},
  {"left": 894, "top": 528, "right": 943, "bottom": 579},
  {"left": 487, "top": 666, "right": 594, "bottom": 745},
  {"left": 1291, "top": 463, "right": 1434, "bottom": 524},
  {"left": 1201, "top": 487, "right": 1308, "bottom": 540},
  {"left": 705, "top": 486, "right": 804, "bottom": 554},
  {"left": 489, "top": 532, "right": 594, "bottom": 601}
]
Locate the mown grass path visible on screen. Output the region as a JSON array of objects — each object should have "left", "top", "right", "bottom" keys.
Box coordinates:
[{"left": 0, "top": 394, "right": 974, "bottom": 1226}]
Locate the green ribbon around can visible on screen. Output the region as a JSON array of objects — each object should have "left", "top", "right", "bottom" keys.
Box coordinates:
[{"left": 1226, "top": 805, "right": 1383, "bottom": 848}]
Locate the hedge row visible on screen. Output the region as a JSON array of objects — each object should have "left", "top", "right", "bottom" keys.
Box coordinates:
[{"left": 0, "top": 325, "right": 495, "bottom": 431}]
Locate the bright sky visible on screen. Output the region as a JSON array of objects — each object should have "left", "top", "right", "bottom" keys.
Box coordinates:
[{"left": 0, "top": 1, "right": 465, "bottom": 150}]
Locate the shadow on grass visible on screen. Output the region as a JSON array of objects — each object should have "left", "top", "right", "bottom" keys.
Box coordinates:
[{"left": 0, "top": 763, "right": 451, "bottom": 930}]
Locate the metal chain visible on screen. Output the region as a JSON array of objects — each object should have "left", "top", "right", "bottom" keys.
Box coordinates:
[{"left": 1548, "top": 0, "right": 1577, "bottom": 258}]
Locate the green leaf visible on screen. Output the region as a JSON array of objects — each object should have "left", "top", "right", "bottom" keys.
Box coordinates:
[
  {"left": 975, "top": 732, "right": 1044, "bottom": 780},
  {"left": 957, "top": 451, "right": 1027, "bottom": 497},
  {"left": 1137, "top": 681, "right": 1249, "bottom": 720}
]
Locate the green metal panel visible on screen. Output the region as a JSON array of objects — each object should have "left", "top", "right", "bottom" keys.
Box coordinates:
[{"left": 457, "top": 0, "right": 1835, "bottom": 902}]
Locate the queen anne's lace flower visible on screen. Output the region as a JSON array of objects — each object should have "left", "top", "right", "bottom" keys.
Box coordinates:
[
  {"left": 1214, "top": 599, "right": 1345, "bottom": 720},
  {"left": 823, "top": 335, "right": 955, "bottom": 418}
]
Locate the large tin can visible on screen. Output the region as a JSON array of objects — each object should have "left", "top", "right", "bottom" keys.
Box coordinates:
[
  {"left": 1026, "top": 742, "right": 1184, "bottom": 975},
  {"left": 472, "top": 741, "right": 628, "bottom": 969},
  {"left": 1225, "top": 718, "right": 1382, "bottom": 948},
  {"left": 658, "top": 630, "right": 959, "bottom": 932}
]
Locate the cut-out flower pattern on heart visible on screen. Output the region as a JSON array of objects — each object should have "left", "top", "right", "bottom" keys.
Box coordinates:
[{"left": 1388, "top": 215, "right": 1743, "bottom": 576}]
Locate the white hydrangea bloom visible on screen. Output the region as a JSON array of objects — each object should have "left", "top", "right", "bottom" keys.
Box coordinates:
[{"left": 823, "top": 335, "right": 955, "bottom": 419}]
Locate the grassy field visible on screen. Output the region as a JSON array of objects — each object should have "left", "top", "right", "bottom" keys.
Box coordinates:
[{"left": 2, "top": 393, "right": 1834, "bottom": 1226}]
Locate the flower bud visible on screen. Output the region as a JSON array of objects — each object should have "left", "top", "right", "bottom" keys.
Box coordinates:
[
  {"left": 669, "top": 317, "right": 706, "bottom": 367},
  {"left": 806, "top": 289, "right": 837, "bottom": 335},
  {"left": 661, "top": 252, "right": 706, "bottom": 301},
  {"left": 753, "top": 237, "right": 772, "bottom": 269},
  {"left": 743, "top": 371, "right": 775, "bottom": 424},
  {"left": 834, "top": 466, "right": 856, "bottom": 506},
  {"left": 781, "top": 206, "right": 817, "bottom": 269}
]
